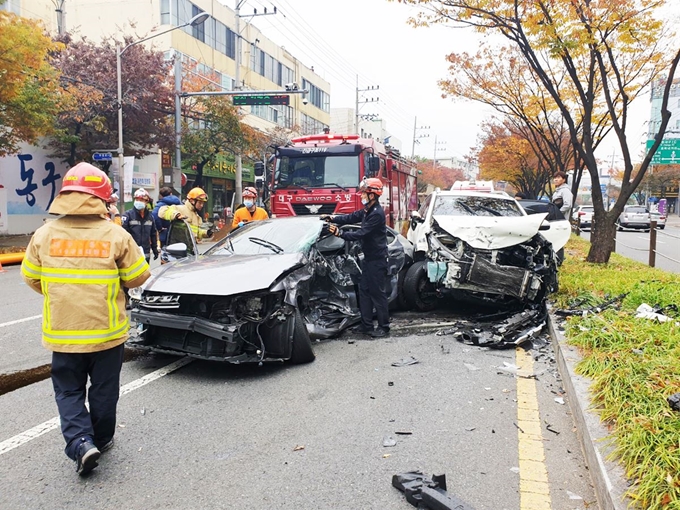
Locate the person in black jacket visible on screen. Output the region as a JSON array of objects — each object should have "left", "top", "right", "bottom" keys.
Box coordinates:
[
  {"left": 122, "top": 188, "right": 158, "bottom": 263},
  {"left": 325, "top": 178, "right": 390, "bottom": 338}
]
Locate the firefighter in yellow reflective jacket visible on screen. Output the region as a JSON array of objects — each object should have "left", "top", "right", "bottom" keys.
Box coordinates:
[
  {"left": 21, "top": 162, "right": 150, "bottom": 476},
  {"left": 158, "top": 187, "right": 212, "bottom": 242}
]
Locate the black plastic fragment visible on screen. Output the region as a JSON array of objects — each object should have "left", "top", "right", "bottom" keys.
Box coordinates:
[
  {"left": 668, "top": 393, "right": 680, "bottom": 411},
  {"left": 392, "top": 471, "right": 475, "bottom": 510}
]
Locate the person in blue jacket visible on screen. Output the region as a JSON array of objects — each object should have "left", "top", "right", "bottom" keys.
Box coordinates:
[{"left": 152, "top": 187, "right": 182, "bottom": 248}]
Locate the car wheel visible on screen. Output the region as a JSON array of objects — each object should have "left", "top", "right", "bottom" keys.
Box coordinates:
[
  {"left": 404, "top": 261, "right": 438, "bottom": 312},
  {"left": 289, "top": 310, "right": 315, "bottom": 364},
  {"left": 660, "top": 225, "right": 665, "bottom": 230}
]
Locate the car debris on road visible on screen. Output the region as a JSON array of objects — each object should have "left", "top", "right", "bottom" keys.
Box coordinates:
[{"left": 392, "top": 471, "right": 476, "bottom": 510}]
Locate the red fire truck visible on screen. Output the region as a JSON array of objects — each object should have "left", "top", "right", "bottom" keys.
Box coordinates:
[{"left": 269, "top": 133, "right": 418, "bottom": 236}]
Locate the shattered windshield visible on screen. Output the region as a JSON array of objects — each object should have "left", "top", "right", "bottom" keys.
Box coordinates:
[
  {"left": 275, "top": 155, "right": 359, "bottom": 189},
  {"left": 433, "top": 195, "right": 524, "bottom": 217},
  {"left": 207, "top": 218, "right": 322, "bottom": 256}
]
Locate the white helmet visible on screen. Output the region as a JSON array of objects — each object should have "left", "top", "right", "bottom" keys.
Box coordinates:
[{"left": 134, "top": 188, "right": 150, "bottom": 200}]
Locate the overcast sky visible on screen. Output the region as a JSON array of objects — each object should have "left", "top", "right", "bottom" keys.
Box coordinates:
[{"left": 245, "top": 0, "right": 658, "bottom": 168}]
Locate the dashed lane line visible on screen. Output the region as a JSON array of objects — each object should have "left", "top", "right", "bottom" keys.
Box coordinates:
[
  {"left": 516, "top": 347, "right": 552, "bottom": 509},
  {"left": 0, "top": 315, "right": 41, "bottom": 329},
  {"left": 0, "top": 356, "right": 193, "bottom": 456}
]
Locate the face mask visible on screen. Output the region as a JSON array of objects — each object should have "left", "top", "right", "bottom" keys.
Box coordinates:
[
  {"left": 361, "top": 198, "right": 369, "bottom": 206},
  {"left": 133, "top": 201, "right": 146, "bottom": 210},
  {"left": 244, "top": 200, "right": 254, "bottom": 208}
]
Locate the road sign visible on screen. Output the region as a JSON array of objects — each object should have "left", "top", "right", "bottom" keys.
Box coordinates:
[
  {"left": 600, "top": 184, "right": 607, "bottom": 193},
  {"left": 93, "top": 152, "right": 113, "bottom": 162},
  {"left": 645, "top": 139, "right": 680, "bottom": 165},
  {"left": 233, "top": 94, "right": 290, "bottom": 106}
]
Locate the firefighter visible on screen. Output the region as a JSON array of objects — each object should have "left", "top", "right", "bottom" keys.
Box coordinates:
[
  {"left": 231, "top": 186, "right": 269, "bottom": 229},
  {"left": 158, "top": 187, "right": 212, "bottom": 241},
  {"left": 106, "top": 192, "right": 121, "bottom": 225},
  {"left": 121, "top": 188, "right": 158, "bottom": 263},
  {"left": 152, "top": 187, "right": 182, "bottom": 247},
  {"left": 21, "top": 162, "right": 150, "bottom": 475},
  {"left": 325, "top": 177, "right": 390, "bottom": 338}
]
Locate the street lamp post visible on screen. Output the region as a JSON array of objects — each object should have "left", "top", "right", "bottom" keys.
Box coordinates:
[{"left": 116, "top": 12, "right": 210, "bottom": 213}]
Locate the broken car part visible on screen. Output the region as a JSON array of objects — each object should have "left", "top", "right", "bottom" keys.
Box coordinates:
[{"left": 392, "top": 471, "right": 476, "bottom": 510}]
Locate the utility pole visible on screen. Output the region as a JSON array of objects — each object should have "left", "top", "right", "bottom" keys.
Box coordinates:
[
  {"left": 411, "top": 117, "right": 430, "bottom": 158},
  {"left": 54, "top": 0, "right": 66, "bottom": 34},
  {"left": 355, "top": 79, "right": 379, "bottom": 135},
  {"left": 433, "top": 135, "right": 446, "bottom": 170},
  {"left": 233, "top": 1, "right": 276, "bottom": 207},
  {"left": 175, "top": 54, "right": 182, "bottom": 193}
]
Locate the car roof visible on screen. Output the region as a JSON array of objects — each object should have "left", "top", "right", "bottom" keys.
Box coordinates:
[{"left": 433, "top": 190, "right": 515, "bottom": 200}]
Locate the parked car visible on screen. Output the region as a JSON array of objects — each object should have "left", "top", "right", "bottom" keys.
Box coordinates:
[
  {"left": 616, "top": 206, "right": 651, "bottom": 231},
  {"left": 129, "top": 216, "right": 412, "bottom": 364},
  {"left": 404, "top": 190, "right": 561, "bottom": 311},
  {"left": 571, "top": 205, "right": 595, "bottom": 229},
  {"left": 650, "top": 211, "right": 666, "bottom": 230}
]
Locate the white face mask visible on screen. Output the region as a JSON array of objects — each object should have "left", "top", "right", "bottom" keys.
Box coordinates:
[
  {"left": 133, "top": 201, "right": 146, "bottom": 210},
  {"left": 244, "top": 200, "right": 254, "bottom": 208},
  {"left": 361, "top": 198, "right": 369, "bottom": 206}
]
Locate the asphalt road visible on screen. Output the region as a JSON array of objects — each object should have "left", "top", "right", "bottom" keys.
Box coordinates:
[
  {"left": 0, "top": 264, "right": 596, "bottom": 509},
  {"left": 580, "top": 222, "right": 680, "bottom": 273}
]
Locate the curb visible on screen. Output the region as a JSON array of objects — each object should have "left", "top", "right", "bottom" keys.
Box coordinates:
[{"left": 548, "top": 311, "right": 632, "bottom": 510}]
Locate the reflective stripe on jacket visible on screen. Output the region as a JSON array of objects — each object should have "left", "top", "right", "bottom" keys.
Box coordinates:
[
  {"left": 159, "top": 201, "right": 207, "bottom": 239},
  {"left": 21, "top": 215, "right": 150, "bottom": 353}
]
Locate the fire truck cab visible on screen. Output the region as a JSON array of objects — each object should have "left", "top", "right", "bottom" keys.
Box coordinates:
[{"left": 270, "top": 133, "right": 418, "bottom": 235}]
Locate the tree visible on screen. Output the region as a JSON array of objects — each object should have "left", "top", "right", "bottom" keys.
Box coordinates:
[
  {"left": 181, "top": 96, "right": 258, "bottom": 188},
  {"left": 397, "top": 0, "right": 680, "bottom": 263},
  {"left": 414, "top": 158, "right": 465, "bottom": 191},
  {"left": 48, "top": 34, "right": 175, "bottom": 167},
  {"left": 0, "top": 13, "right": 62, "bottom": 156},
  {"left": 475, "top": 120, "right": 552, "bottom": 198}
]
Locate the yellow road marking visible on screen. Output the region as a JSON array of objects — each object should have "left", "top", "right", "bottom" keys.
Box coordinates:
[{"left": 516, "top": 347, "right": 552, "bottom": 509}]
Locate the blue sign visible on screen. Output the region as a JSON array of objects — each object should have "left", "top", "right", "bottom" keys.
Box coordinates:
[
  {"left": 600, "top": 184, "right": 606, "bottom": 193},
  {"left": 93, "top": 152, "right": 112, "bottom": 161}
]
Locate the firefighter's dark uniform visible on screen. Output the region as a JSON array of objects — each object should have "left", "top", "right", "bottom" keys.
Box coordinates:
[
  {"left": 122, "top": 207, "right": 158, "bottom": 262},
  {"left": 332, "top": 202, "right": 390, "bottom": 332}
]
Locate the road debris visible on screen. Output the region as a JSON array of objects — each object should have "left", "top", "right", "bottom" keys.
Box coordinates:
[
  {"left": 392, "top": 356, "right": 419, "bottom": 367},
  {"left": 554, "top": 293, "right": 627, "bottom": 317},
  {"left": 395, "top": 431, "right": 413, "bottom": 435},
  {"left": 293, "top": 445, "right": 305, "bottom": 451},
  {"left": 546, "top": 424, "right": 560, "bottom": 435},
  {"left": 383, "top": 436, "right": 397, "bottom": 447},
  {"left": 436, "top": 306, "right": 547, "bottom": 348},
  {"left": 392, "top": 471, "right": 476, "bottom": 510},
  {"left": 667, "top": 393, "right": 680, "bottom": 412},
  {"left": 554, "top": 397, "right": 565, "bottom": 405},
  {"left": 635, "top": 303, "right": 678, "bottom": 324}
]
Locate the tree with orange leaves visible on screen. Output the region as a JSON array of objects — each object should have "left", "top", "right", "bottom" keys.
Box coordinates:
[{"left": 395, "top": 0, "right": 680, "bottom": 263}]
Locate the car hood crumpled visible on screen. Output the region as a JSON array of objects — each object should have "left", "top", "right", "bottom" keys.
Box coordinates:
[
  {"left": 432, "top": 213, "right": 548, "bottom": 250},
  {"left": 144, "top": 253, "right": 306, "bottom": 296}
]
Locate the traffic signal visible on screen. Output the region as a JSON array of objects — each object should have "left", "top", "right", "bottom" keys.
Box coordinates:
[{"left": 254, "top": 162, "right": 265, "bottom": 189}]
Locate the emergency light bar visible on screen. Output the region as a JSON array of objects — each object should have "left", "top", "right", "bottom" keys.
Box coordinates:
[{"left": 291, "top": 134, "right": 360, "bottom": 144}]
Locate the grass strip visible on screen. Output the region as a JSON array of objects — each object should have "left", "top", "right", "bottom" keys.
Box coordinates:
[{"left": 556, "top": 236, "right": 680, "bottom": 508}]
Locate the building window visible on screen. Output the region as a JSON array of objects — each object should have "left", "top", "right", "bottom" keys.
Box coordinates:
[
  {"left": 0, "top": 0, "right": 20, "bottom": 14},
  {"left": 191, "top": 4, "right": 205, "bottom": 42},
  {"left": 301, "top": 114, "right": 329, "bottom": 135},
  {"left": 160, "top": 0, "right": 170, "bottom": 24},
  {"left": 302, "top": 79, "right": 330, "bottom": 113}
]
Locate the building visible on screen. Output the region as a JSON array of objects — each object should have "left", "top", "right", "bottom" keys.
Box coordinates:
[
  {"left": 330, "top": 108, "right": 403, "bottom": 151},
  {"left": 0, "top": 0, "right": 331, "bottom": 232}
]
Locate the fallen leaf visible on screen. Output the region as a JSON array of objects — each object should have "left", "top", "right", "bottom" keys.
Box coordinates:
[
  {"left": 383, "top": 453, "right": 391, "bottom": 458},
  {"left": 293, "top": 445, "right": 305, "bottom": 451}
]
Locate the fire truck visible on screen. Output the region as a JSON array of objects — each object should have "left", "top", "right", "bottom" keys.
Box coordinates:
[{"left": 269, "top": 133, "right": 418, "bottom": 235}]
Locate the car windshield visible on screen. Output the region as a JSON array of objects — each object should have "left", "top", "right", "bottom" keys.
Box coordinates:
[
  {"left": 625, "top": 207, "right": 647, "bottom": 213},
  {"left": 275, "top": 155, "right": 359, "bottom": 189},
  {"left": 432, "top": 195, "right": 524, "bottom": 217},
  {"left": 206, "top": 218, "right": 323, "bottom": 256}
]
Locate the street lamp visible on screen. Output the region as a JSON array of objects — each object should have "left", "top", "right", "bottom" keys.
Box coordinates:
[{"left": 116, "top": 12, "right": 210, "bottom": 212}]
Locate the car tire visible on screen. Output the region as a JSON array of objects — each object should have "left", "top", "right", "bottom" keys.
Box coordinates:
[
  {"left": 289, "top": 310, "right": 315, "bottom": 364},
  {"left": 660, "top": 225, "right": 665, "bottom": 230},
  {"left": 404, "top": 261, "right": 438, "bottom": 312}
]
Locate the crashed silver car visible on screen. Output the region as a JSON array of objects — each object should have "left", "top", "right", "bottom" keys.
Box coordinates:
[
  {"left": 129, "top": 217, "right": 411, "bottom": 364},
  {"left": 405, "top": 190, "right": 560, "bottom": 311}
]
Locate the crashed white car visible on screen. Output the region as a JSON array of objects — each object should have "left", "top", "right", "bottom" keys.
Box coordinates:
[{"left": 405, "top": 190, "right": 567, "bottom": 311}]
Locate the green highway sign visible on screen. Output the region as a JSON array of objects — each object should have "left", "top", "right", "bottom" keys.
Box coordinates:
[
  {"left": 646, "top": 138, "right": 680, "bottom": 164},
  {"left": 233, "top": 94, "right": 290, "bottom": 106}
]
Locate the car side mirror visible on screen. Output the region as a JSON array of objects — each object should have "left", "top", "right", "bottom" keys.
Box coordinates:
[
  {"left": 166, "top": 242, "right": 188, "bottom": 259},
  {"left": 410, "top": 210, "right": 424, "bottom": 229},
  {"left": 367, "top": 155, "right": 380, "bottom": 177}
]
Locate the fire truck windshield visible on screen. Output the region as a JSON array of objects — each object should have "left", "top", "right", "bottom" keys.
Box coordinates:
[{"left": 275, "top": 155, "right": 359, "bottom": 190}]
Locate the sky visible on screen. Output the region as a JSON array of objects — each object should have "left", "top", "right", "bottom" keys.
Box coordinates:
[{"left": 242, "top": 0, "right": 661, "bottom": 169}]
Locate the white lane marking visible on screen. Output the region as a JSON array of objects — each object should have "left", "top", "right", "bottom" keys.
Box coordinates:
[
  {"left": 0, "top": 315, "right": 41, "bottom": 329},
  {"left": 0, "top": 356, "right": 193, "bottom": 456}
]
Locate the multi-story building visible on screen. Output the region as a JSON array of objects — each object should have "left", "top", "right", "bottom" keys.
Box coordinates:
[
  {"left": 0, "top": 0, "right": 331, "bottom": 231},
  {"left": 330, "top": 108, "right": 403, "bottom": 151}
]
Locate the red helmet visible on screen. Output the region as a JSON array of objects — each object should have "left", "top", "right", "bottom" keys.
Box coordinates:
[
  {"left": 360, "top": 178, "right": 383, "bottom": 196},
  {"left": 60, "top": 162, "right": 113, "bottom": 201},
  {"left": 243, "top": 187, "right": 258, "bottom": 198}
]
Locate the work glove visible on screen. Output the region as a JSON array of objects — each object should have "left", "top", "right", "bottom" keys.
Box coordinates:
[
  {"left": 206, "top": 229, "right": 214, "bottom": 238},
  {"left": 320, "top": 215, "right": 334, "bottom": 222},
  {"left": 238, "top": 221, "right": 246, "bottom": 228},
  {"left": 328, "top": 224, "right": 340, "bottom": 237},
  {"left": 153, "top": 252, "right": 159, "bottom": 260},
  {"left": 174, "top": 213, "right": 186, "bottom": 220}
]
